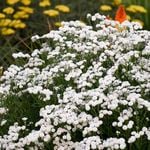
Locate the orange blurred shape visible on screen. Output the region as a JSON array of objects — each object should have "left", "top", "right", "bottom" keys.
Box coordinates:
[{"left": 115, "top": 5, "right": 127, "bottom": 23}]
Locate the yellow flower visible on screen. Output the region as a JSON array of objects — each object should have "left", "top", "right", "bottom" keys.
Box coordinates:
[
  {"left": 1, "top": 27, "right": 15, "bottom": 35},
  {"left": 0, "top": 13, "right": 6, "bottom": 19},
  {"left": 9, "top": 19, "right": 26, "bottom": 28},
  {"left": 6, "top": 0, "right": 20, "bottom": 5},
  {"left": 16, "top": 22, "right": 26, "bottom": 28},
  {"left": 3, "top": 7, "right": 14, "bottom": 14},
  {"left": 39, "top": 0, "right": 51, "bottom": 7},
  {"left": 20, "top": 0, "right": 31, "bottom": 6},
  {"left": 100, "top": 5, "right": 112, "bottom": 11},
  {"left": 18, "top": 6, "right": 34, "bottom": 14},
  {"left": 0, "top": 19, "right": 12, "bottom": 27},
  {"left": 132, "top": 19, "right": 144, "bottom": 27},
  {"left": 126, "top": 5, "right": 147, "bottom": 13},
  {"left": 54, "top": 22, "right": 62, "bottom": 27},
  {"left": 13, "top": 11, "right": 29, "bottom": 19},
  {"left": 55, "top": 5, "right": 70, "bottom": 13},
  {"left": 126, "top": 7, "right": 136, "bottom": 13},
  {"left": 43, "top": 9, "right": 59, "bottom": 17},
  {"left": 113, "top": 0, "right": 122, "bottom": 6}
]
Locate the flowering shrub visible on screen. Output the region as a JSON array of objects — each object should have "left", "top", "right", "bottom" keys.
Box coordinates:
[{"left": 0, "top": 13, "right": 150, "bottom": 149}]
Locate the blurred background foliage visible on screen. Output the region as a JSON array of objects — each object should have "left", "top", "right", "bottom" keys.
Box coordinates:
[{"left": 0, "top": 0, "right": 149, "bottom": 69}]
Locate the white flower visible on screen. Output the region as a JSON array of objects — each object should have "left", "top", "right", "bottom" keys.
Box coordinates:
[
  {"left": 12, "top": 52, "right": 30, "bottom": 59},
  {"left": 128, "top": 136, "right": 136, "bottom": 143},
  {"left": 31, "top": 35, "right": 40, "bottom": 42},
  {"left": 0, "top": 107, "right": 7, "bottom": 115}
]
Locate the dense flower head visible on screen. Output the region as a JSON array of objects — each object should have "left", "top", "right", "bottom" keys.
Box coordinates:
[
  {"left": 55, "top": 5, "right": 70, "bottom": 13},
  {"left": 39, "top": 0, "right": 51, "bottom": 7},
  {"left": 126, "top": 5, "right": 147, "bottom": 13},
  {"left": 2, "top": 7, "right": 14, "bottom": 14},
  {"left": 43, "top": 9, "right": 59, "bottom": 17},
  {"left": 113, "top": 0, "right": 122, "bottom": 6},
  {"left": 18, "top": 6, "right": 34, "bottom": 14},
  {"left": 6, "top": 0, "right": 20, "bottom": 5},
  {"left": 0, "top": 13, "right": 6, "bottom": 19},
  {"left": 20, "top": 0, "right": 31, "bottom": 6},
  {"left": 1, "top": 27, "right": 15, "bottom": 35},
  {"left": 100, "top": 5, "right": 112, "bottom": 11},
  {"left": 0, "top": 14, "right": 150, "bottom": 149}
]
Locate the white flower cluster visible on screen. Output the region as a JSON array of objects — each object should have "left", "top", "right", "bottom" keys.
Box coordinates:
[
  {"left": 12, "top": 52, "right": 30, "bottom": 59},
  {"left": 0, "top": 107, "right": 7, "bottom": 115},
  {"left": 0, "top": 13, "right": 150, "bottom": 149}
]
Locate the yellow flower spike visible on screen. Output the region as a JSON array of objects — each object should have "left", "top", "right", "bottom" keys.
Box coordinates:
[
  {"left": 132, "top": 19, "right": 144, "bottom": 27},
  {"left": 13, "top": 11, "right": 29, "bottom": 19},
  {"left": 18, "top": 7, "right": 34, "bottom": 14},
  {"left": 113, "top": 0, "right": 122, "bottom": 6},
  {"left": 0, "top": 13, "right": 6, "bottom": 19},
  {"left": 43, "top": 9, "right": 59, "bottom": 17},
  {"left": 39, "top": 0, "right": 51, "bottom": 7},
  {"left": 100, "top": 5, "right": 112, "bottom": 11},
  {"left": 3, "top": 7, "right": 14, "bottom": 14},
  {"left": 20, "top": 0, "right": 31, "bottom": 6},
  {"left": 1, "top": 27, "right": 15, "bottom": 35},
  {"left": 126, "top": 5, "right": 147, "bottom": 13},
  {"left": 6, "top": 0, "right": 20, "bottom": 5},
  {"left": 55, "top": 5, "right": 70, "bottom": 13},
  {"left": 0, "top": 19, "right": 12, "bottom": 27}
]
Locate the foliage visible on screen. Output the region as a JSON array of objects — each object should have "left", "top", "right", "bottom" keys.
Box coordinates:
[{"left": 0, "top": 14, "right": 150, "bottom": 149}]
